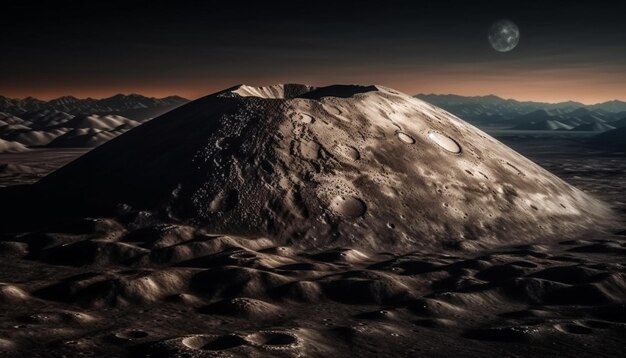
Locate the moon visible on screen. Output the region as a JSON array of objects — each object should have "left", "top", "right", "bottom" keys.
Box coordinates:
[{"left": 488, "top": 19, "right": 519, "bottom": 52}]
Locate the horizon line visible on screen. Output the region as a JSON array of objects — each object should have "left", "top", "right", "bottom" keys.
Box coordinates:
[
  {"left": 1, "top": 90, "right": 625, "bottom": 107},
  {"left": 0, "top": 93, "right": 189, "bottom": 102},
  {"left": 414, "top": 93, "right": 626, "bottom": 106}
]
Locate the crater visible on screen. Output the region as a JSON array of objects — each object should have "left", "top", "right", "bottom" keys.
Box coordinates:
[
  {"left": 114, "top": 330, "right": 149, "bottom": 340},
  {"left": 427, "top": 131, "right": 461, "bottom": 154},
  {"left": 230, "top": 84, "right": 313, "bottom": 99},
  {"left": 397, "top": 132, "right": 415, "bottom": 144},
  {"left": 330, "top": 195, "right": 367, "bottom": 219},
  {"left": 230, "top": 84, "right": 380, "bottom": 99},
  {"left": 324, "top": 104, "right": 343, "bottom": 115},
  {"left": 299, "top": 85, "right": 379, "bottom": 99},
  {"left": 334, "top": 145, "right": 360, "bottom": 161}
]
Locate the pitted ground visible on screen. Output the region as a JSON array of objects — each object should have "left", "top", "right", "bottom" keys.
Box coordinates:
[
  {"left": 6, "top": 85, "right": 613, "bottom": 252},
  {"left": 0, "top": 218, "right": 624, "bottom": 357},
  {"left": 1, "top": 88, "right": 625, "bottom": 357},
  {"left": 0, "top": 160, "right": 624, "bottom": 357}
]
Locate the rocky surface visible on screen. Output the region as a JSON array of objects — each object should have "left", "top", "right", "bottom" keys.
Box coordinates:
[
  {"left": 11, "top": 84, "right": 615, "bottom": 251},
  {"left": 0, "top": 85, "right": 623, "bottom": 357}
]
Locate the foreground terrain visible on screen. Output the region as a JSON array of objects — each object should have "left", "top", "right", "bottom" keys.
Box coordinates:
[{"left": 0, "top": 132, "right": 624, "bottom": 357}]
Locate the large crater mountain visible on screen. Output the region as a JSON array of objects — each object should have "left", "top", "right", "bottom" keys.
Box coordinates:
[{"left": 8, "top": 84, "right": 615, "bottom": 251}]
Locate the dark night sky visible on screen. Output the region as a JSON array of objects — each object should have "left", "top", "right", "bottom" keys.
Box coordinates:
[{"left": 2, "top": 0, "right": 625, "bottom": 103}]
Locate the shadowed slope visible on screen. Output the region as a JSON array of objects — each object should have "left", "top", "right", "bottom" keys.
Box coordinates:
[{"left": 0, "top": 84, "right": 616, "bottom": 251}]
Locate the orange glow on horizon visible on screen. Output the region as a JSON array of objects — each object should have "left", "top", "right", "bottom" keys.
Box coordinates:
[{"left": 3, "top": 69, "right": 626, "bottom": 105}]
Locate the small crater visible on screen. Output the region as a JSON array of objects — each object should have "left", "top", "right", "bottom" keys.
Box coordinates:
[
  {"left": 114, "top": 330, "right": 149, "bottom": 340},
  {"left": 324, "top": 105, "right": 342, "bottom": 115},
  {"left": 330, "top": 195, "right": 367, "bottom": 219},
  {"left": 427, "top": 131, "right": 461, "bottom": 154},
  {"left": 334, "top": 145, "right": 360, "bottom": 161},
  {"left": 396, "top": 132, "right": 415, "bottom": 144}
]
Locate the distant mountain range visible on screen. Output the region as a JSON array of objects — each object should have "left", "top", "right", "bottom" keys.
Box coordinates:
[
  {"left": 1, "top": 91, "right": 623, "bottom": 152},
  {"left": 0, "top": 94, "right": 189, "bottom": 121},
  {"left": 415, "top": 94, "right": 626, "bottom": 132},
  {"left": 0, "top": 94, "right": 189, "bottom": 152}
]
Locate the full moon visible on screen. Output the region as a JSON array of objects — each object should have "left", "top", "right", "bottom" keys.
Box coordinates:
[{"left": 488, "top": 19, "right": 519, "bottom": 52}]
